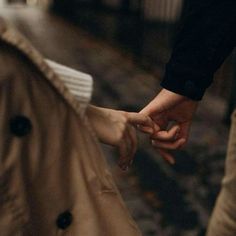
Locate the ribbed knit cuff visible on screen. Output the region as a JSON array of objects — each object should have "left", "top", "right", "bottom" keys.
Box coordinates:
[{"left": 45, "top": 59, "right": 93, "bottom": 115}]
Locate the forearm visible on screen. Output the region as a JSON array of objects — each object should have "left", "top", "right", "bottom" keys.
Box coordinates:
[
  {"left": 86, "top": 105, "right": 101, "bottom": 120},
  {"left": 86, "top": 105, "right": 107, "bottom": 142}
]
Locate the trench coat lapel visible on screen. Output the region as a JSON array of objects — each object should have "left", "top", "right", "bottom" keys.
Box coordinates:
[{"left": 0, "top": 17, "right": 83, "bottom": 117}]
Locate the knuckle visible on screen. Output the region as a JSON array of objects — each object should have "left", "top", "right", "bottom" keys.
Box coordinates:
[
  {"left": 116, "top": 132, "right": 124, "bottom": 143},
  {"left": 121, "top": 111, "right": 129, "bottom": 120},
  {"left": 119, "top": 122, "right": 127, "bottom": 132},
  {"left": 179, "top": 141, "right": 187, "bottom": 149}
]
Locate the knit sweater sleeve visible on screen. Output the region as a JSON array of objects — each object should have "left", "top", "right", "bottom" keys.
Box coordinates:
[{"left": 45, "top": 59, "right": 93, "bottom": 115}]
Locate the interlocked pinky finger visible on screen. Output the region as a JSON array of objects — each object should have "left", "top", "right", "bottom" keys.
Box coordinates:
[{"left": 151, "top": 125, "right": 180, "bottom": 141}]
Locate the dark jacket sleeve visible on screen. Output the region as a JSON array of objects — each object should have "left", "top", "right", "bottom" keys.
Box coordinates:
[{"left": 161, "top": 0, "right": 236, "bottom": 100}]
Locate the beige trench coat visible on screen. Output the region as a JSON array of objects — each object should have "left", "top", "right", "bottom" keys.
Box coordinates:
[{"left": 0, "top": 18, "right": 141, "bottom": 236}]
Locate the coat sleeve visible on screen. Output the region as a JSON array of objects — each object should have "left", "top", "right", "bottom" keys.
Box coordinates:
[
  {"left": 161, "top": 0, "right": 236, "bottom": 100},
  {"left": 45, "top": 59, "right": 93, "bottom": 115}
]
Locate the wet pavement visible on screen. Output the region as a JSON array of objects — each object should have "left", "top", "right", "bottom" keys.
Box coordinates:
[{"left": 0, "top": 6, "right": 231, "bottom": 236}]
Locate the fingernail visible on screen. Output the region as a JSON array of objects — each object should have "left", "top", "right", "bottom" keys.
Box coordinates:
[
  {"left": 165, "top": 157, "right": 175, "bottom": 165},
  {"left": 174, "top": 132, "right": 179, "bottom": 140},
  {"left": 179, "top": 139, "right": 186, "bottom": 147},
  {"left": 151, "top": 140, "right": 156, "bottom": 145},
  {"left": 154, "top": 124, "right": 160, "bottom": 132},
  {"left": 122, "top": 165, "right": 129, "bottom": 171},
  {"left": 118, "top": 162, "right": 124, "bottom": 169},
  {"left": 119, "top": 162, "right": 128, "bottom": 170}
]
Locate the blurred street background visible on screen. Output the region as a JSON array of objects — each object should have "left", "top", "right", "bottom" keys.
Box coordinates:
[{"left": 1, "top": 1, "right": 236, "bottom": 235}]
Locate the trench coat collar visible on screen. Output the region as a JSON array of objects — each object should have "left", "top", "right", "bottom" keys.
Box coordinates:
[{"left": 0, "top": 17, "right": 83, "bottom": 117}]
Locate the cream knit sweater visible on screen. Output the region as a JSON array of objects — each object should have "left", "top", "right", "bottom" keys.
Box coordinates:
[{"left": 45, "top": 59, "right": 93, "bottom": 115}]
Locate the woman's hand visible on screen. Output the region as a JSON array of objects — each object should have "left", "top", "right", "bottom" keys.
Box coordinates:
[{"left": 87, "top": 105, "right": 156, "bottom": 170}]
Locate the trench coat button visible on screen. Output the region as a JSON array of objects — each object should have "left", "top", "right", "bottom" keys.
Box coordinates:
[
  {"left": 56, "top": 211, "right": 73, "bottom": 230},
  {"left": 10, "top": 116, "right": 32, "bottom": 137}
]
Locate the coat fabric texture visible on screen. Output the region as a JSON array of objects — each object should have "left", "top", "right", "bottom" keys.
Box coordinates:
[{"left": 0, "top": 18, "right": 141, "bottom": 236}]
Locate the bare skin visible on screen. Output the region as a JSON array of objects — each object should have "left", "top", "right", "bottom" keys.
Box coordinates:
[
  {"left": 140, "top": 89, "right": 198, "bottom": 164},
  {"left": 87, "top": 105, "right": 156, "bottom": 170}
]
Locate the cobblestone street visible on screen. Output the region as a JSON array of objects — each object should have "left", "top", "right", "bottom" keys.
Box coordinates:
[{"left": 1, "top": 6, "right": 231, "bottom": 235}]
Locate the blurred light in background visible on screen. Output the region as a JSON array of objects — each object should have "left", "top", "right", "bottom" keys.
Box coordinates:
[
  {"left": 26, "top": 0, "right": 51, "bottom": 7},
  {"left": 2, "top": 0, "right": 51, "bottom": 7},
  {"left": 26, "top": 0, "right": 38, "bottom": 6},
  {"left": 144, "top": 0, "right": 183, "bottom": 22}
]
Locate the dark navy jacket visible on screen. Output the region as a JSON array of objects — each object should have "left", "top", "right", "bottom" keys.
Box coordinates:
[{"left": 161, "top": 0, "right": 236, "bottom": 100}]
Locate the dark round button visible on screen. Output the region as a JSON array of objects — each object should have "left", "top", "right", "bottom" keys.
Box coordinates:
[
  {"left": 10, "top": 115, "right": 32, "bottom": 137},
  {"left": 56, "top": 211, "right": 73, "bottom": 230}
]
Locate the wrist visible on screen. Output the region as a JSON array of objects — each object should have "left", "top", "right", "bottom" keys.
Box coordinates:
[{"left": 156, "top": 89, "right": 191, "bottom": 111}]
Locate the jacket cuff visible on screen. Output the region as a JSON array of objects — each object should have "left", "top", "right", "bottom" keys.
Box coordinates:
[{"left": 161, "top": 63, "right": 213, "bottom": 101}]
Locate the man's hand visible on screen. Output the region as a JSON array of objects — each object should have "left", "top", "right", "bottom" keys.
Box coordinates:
[
  {"left": 140, "top": 89, "right": 199, "bottom": 164},
  {"left": 87, "top": 105, "right": 155, "bottom": 170}
]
